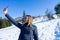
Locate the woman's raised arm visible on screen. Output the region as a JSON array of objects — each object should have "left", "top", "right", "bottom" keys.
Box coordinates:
[{"left": 3, "top": 7, "right": 22, "bottom": 29}]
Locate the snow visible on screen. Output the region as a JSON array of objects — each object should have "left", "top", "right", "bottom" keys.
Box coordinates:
[
  {"left": 53, "top": 14, "right": 57, "bottom": 19},
  {"left": 0, "top": 25, "right": 20, "bottom": 40},
  {"left": 0, "top": 18, "right": 60, "bottom": 40}
]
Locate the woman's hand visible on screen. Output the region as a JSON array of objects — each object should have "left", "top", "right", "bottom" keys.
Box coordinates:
[{"left": 3, "top": 7, "right": 8, "bottom": 15}]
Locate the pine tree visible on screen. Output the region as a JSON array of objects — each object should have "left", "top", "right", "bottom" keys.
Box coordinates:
[
  {"left": 8, "top": 20, "right": 12, "bottom": 26},
  {"left": 0, "top": 17, "right": 2, "bottom": 28},
  {"left": 0, "top": 18, "right": 12, "bottom": 28},
  {"left": 1, "top": 19, "right": 6, "bottom": 28},
  {"left": 54, "top": 3, "right": 60, "bottom": 14},
  {"left": 22, "top": 11, "right": 26, "bottom": 23},
  {"left": 0, "top": 20, "right": 1, "bottom": 27}
]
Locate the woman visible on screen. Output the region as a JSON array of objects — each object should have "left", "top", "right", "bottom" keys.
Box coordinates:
[{"left": 3, "top": 7, "right": 38, "bottom": 40}]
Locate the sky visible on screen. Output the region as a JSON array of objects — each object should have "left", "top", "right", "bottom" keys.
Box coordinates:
[{"left": 0, "top": 0, "right": 60, "bottom": 18}]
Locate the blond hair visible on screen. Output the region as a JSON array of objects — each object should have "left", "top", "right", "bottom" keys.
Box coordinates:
[
  {"left": 28, "top": 16, "right": 33, "bottom": 25},
  {"left": 25, "top": 15, "right": 33, "bottom": 25}
]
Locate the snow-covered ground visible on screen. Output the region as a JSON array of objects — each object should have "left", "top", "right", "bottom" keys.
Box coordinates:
[{"left": 0, "top": 18, "right": 60, "bottom": 40}]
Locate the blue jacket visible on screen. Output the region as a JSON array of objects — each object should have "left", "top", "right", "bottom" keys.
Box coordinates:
[{"left": 5, "top": 14, "right": 38, "bottom": 40}]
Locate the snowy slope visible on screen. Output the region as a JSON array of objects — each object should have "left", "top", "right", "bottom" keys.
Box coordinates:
[
  {"left": 34, "top": 19, "right": 59, "bottom": 40},
  {"left": 0, "top": 19, "right": 60, "bottom": 40}
]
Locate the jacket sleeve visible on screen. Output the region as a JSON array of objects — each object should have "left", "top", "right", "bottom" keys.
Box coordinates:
[
  {"left": 5, "top": 14, "right": 22, "bottom": 29},
  {"left": 33, "top": 25, "right": 38, "bottom": 40}
]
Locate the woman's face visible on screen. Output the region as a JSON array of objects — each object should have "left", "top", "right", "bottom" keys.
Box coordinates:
[{"left": 24, "top": 16, "right": 29, "bottom": 23}]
